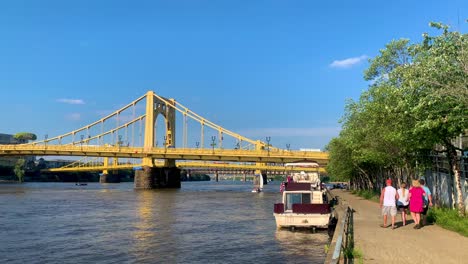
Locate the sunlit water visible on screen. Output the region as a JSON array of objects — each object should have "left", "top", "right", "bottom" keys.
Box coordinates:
[{"left": 0, "top": 181, "right": 329, "bottom": 264}]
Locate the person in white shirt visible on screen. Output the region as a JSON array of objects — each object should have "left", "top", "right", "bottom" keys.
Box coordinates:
[
  {"left": 396, "top": 182, "right": 409, "bottom": 226},
  {"left": 379, "top": 179, "right": 399, "bottom": 229}
]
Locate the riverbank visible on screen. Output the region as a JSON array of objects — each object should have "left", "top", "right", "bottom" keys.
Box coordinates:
[
  {"left": 332, "top": 189, "right": 468, "bottom": 264},
  {"left": 0, "top": 180, "right": 17, "bottom": 184}
]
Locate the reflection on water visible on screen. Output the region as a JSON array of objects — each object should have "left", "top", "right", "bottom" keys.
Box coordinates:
[
  {"left": 132, "top": 191, "right": 159, "bottom": 261},
  {"left": 0, "top": 182, "right": 328, "bottom": 264},
  {"left": 275, "top": 230, "right": 329, "bottom": 260}
]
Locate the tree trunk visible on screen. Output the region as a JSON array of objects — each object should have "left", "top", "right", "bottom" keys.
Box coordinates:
[{"left": 446, "top": 144, "right": 465, "bottom": 216}]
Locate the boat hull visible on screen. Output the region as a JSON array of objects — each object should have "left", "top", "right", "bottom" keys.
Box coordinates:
[{"left": 273, "top": 213, "right": 331, "bottom": 228}]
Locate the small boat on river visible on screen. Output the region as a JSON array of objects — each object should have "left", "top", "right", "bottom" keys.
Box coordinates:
[
  {"left": 273, "top": 168, "right": 335, "bottom": 230},
  {"left": 251, "top": 171, "right": 264, "bottom": 193}
]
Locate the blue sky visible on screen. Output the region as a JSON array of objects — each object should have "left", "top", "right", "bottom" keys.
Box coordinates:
[{"left": 0, "top": 0, "right": 466, "bottom": 150}]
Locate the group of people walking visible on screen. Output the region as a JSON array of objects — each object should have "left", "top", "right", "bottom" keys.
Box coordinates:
[{"left": 380, "top": 178, "right": 433, "bottom": 229}]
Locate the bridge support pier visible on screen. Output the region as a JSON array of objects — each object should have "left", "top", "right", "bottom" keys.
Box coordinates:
[
  {"left": 99, "top": 173, "right": 121, "bottom": 183},
  {"left": 134, "top": 166, "right": 181, "bottom": 189}
]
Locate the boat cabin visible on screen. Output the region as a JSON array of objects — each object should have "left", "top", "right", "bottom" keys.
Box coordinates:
[{"left": 273, "top": 170, "right": 333, "bottom": 229}]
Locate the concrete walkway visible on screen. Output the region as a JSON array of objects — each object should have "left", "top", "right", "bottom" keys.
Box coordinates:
[{"left": 332, "top": 189, "right": 468, "bottom": 264}]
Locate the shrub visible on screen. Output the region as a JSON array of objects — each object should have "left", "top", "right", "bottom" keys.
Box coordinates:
[{"left": 427, "top": 207, "right": 468, "bottom": 237}]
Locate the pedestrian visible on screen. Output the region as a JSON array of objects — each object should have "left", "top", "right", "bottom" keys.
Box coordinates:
[
  {"left": 396, "top": 182, "right": 409, "bottom": 226},
  {"left": 408, "top": 179, "right": 426, "bottom": 229},
  {"left": 379, "top": 179, "right": 399, "bottom": 229},
  {"left": 419, "top": 178, "right": 433, "bottom": 226}
]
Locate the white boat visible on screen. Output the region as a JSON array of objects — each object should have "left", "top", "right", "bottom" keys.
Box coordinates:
[
  {"left": 273, "top": 171, "right": 334, "bottom": 229},
  {"left": 252, "top": 172, "right": 264, "bottom": 193}
]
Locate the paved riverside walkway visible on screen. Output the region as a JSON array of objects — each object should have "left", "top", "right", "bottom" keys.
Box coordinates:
[{"left": 332, "top": 189, "right": 468, "bottom": 264}]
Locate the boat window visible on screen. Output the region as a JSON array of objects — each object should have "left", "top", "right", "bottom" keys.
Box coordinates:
[{"left": 285, "top": 193, "right": 311, "bottom": 210}]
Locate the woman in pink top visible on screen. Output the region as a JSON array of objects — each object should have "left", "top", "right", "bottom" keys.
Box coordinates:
[{"left": 408, "top": 180, "right": 426, "bottom": 229}]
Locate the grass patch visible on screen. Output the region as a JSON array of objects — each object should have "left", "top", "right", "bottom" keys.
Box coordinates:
[
  {"left": 343, "top": 247, "right": 364, "bottom": 264},
  {"left": 324, "top": 244, "right": 329, "bottom": 254},
  {"left": 351, "top": 189, "right": 380, "bottom": 203},
  {"left": 426, "top": 207, "right": 468, "bottom": 237}
]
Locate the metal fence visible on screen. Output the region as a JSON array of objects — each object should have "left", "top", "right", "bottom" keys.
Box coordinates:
[
  {"left": 425, "top": 155, "right": 468, "bottom": 211},
  {"left": 326, "top": 205, "right": 354, "bottom": 264}
]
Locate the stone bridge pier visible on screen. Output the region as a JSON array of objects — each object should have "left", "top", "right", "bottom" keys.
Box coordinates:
[
  {"left": 99, "top": 172, "right": 121, "bottom": 183},
  {"left": 134, "top": 165, "right": 181, "bottom": 189}
]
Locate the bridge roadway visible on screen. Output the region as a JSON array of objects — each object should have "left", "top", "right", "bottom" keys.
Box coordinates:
[
  {"left": 45, "top": 161, "right": 327, "bottom": 173},
  {"left": 0, "top": 144, "right": 329, "bottom": 165}
]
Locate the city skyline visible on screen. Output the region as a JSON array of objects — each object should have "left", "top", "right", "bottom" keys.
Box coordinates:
[{"left": 0, "top": 0, "right": 465, "bottom": 150}]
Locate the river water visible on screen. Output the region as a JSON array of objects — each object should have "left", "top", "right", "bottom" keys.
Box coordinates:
[{"left": 0, "top": 181, "right": 329, "bottom": 264}]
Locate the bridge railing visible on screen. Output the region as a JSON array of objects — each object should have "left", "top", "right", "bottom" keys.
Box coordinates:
[
  {"left": 0, "top": 144, "right": 328, "bottom": 160},
  {"left": 325, "top": 203, "right": 354, "bottom": 264}
]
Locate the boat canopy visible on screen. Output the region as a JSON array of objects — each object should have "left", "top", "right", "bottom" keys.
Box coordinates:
[{"left": 291, "top": 171, "right": 320, "bottom": 189}]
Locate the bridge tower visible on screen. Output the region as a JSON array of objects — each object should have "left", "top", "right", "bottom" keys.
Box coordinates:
[{"left": 134, "top": 91, "right": 181, "bottom": 189}]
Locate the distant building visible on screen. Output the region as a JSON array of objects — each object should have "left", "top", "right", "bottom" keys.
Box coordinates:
[
  {"left": 0, "top": 133, "right": 34, "bottom": 167},
  {"left": 299, "top": 148, "right": 321, "bottom": 152},
  {"left": 0, "top": 133, "right": 19, "bottom": 144},
  {"left": 44, "top": 159, "right": 74, "bottom": 169}
]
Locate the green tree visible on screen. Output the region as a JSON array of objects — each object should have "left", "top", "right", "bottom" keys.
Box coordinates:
[
  {"left": 14, "top": 159, "right": 25, "bottom": 183},
  {"left": 327, "top": 22, "right": 467, "bottom": 215},
  {"left": 403, "top": 23, "right": 468, "bottom": 216},
  {"left": 14, "top": 132, "right": 37, "bottom": 143}
]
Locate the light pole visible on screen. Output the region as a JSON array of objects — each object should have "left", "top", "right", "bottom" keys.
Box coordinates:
[
  {"left": 118, "top": 135, "right": 123, "bottom": 150},
  {"left": 80, "top": 135, "right": 84, "bottom": 150},
  {"left": 286, "top": 143, "right": 290, "bottom": 151},
  {"left": 44, "top": 134, "right": 48, "bottom": 149},
  {"left": 164, "top": 136, "right": 168, "bottom": 152},
  {"left": 211, "top": 136, "right": 216, "bottom": 153},
  {"left": 266, "top": 136, "right": 271, "bottom": 156},
  {"left": 196, "top": 141, "right": 200, "bottom": 148}
]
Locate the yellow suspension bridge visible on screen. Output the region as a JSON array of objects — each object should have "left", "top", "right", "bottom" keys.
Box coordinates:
[{"left": 0, "top": 91, "right": 328, "bottom": 188}]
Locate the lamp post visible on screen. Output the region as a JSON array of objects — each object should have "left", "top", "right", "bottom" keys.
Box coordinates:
[
  {"left": 210, "top": 136, "right": 216, "bottom": 153},
  {"left": 266, "top": 136, "right": 271, "bottom": 156},
  {"left": 164, "top": 136, "right": 168, "bottom": 151},
  {"left": 80, "top": 135, "right": 84, "bottom": 150},
  {"left": 196, "top": 142, "right": 200, "bottom": 148},
  {"left": 44, "top": 134, "right": 48, "bottom": 149},
  {"left": 286, "top": 143, "right": 290, "bottom": 151},
  {"left": 118, "top": 135, "right": 123, "bottom": 150}
]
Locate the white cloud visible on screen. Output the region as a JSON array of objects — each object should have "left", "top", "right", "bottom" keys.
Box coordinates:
[
  {"left": 57, "top": 98, "right": 85, "bottom": 105},
  {"left": 239, "top": 127, "right": 341, "bottom": 137},
  {"left": 330, "top": 55, "right": 368, "bottom": 68},
  {"left": 65, "top": 113, "right": 81, "bottom": 121}
]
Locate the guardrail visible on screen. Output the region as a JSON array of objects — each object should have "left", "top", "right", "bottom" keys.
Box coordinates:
[{"left": 325, "top": 203, "right": 354, "bottom": 264}]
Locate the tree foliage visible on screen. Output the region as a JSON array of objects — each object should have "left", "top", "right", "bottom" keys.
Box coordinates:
[
  {"left": 14, "top": 132, "right": 37, "bottom": 142},
  {"left": 14, "top": 159, "right": 25, "bottom": 183},
  {"left": 327, "top": 22, "right": 467, "bottom": 215}
]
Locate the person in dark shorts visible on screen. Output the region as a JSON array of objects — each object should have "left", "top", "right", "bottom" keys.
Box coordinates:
[
  {"left": 420, "top": 178, "right": 433, "bottom": 226},
  {"left": 396, "top": 182, "right": 409, "bottom": 226}
]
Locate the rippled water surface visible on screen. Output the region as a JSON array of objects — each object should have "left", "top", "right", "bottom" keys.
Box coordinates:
[{"left": 0, "top": 181, "right": 329, "bottom": 264}]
